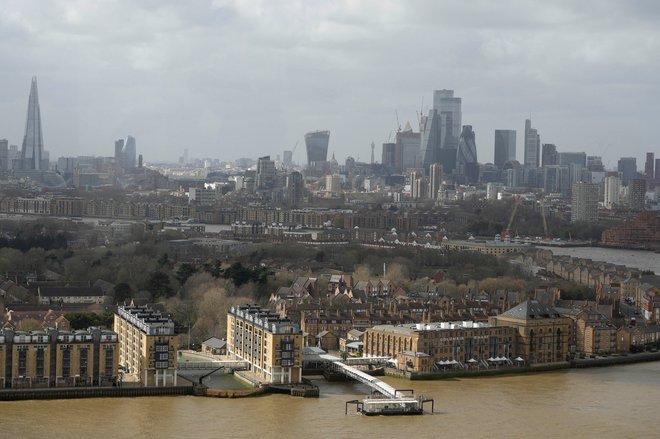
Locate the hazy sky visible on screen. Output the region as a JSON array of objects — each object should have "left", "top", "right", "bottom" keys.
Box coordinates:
[{"left": 1, "top": 0, "right": 659, "bottom": 168}]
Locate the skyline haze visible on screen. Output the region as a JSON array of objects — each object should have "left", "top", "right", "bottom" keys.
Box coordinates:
[{"left": 1, "top": 0, "right": 658, "bottom": 167}]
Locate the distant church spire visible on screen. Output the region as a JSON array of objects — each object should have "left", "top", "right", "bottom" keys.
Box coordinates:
[{"left": 21, "top": 77, "right": 45, "bottom": 170}]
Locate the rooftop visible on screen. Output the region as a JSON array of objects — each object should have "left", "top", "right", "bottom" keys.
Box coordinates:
[{"left": 499, "top": 300, "right": 560, "bottom": 320}]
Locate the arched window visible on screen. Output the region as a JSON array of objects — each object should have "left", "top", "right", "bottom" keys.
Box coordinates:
[{"left": 529, "top": 329, "right": 535, "bottom": 352}]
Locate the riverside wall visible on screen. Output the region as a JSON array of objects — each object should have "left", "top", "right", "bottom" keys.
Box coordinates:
[{"left": 0, "top": 385, "right": 194, "bottom": 401}]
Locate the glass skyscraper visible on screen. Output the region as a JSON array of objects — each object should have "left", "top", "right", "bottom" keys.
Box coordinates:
[
  {"left": 494, "top": 129, "right": 516, "bottom": 168},
  {"left": 523, "top": 119, "right": 540, "bottom": 168},
  {"left": 304, "top": 130, "right": 330, "bottom": 167},
  {"left": 20, "top": 77, "right": 47, "bottom": 171}
]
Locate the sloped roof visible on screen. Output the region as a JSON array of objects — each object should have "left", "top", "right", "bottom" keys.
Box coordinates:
[
  {"left": 202, "top": 337, "right": 226, "bottom": 350},
  {"left": 499, "top": 300, "right": 560, "bottom": 319},
  {"left": 347, "top": 329, "right": 364, "bottom": 338},
  {"left": 38, "top": 286, "right": 104, "bottom": 297}
]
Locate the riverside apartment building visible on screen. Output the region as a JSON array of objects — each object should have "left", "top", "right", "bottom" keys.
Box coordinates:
[
  {"left": 227, "top": 305, "right": 303, "bottom": 384},
  {"left": 114, "top": 305, "right": 179, "bottom": 387}
]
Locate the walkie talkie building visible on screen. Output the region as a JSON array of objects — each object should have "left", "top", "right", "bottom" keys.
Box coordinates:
[{"left": 304, "top": 130, "right": 330, "bottom": 167}]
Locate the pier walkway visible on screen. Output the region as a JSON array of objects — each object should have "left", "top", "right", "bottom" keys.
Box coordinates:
[
  {"left": 332, "top": 361, "right": 398, "bottom": 398},
  {"left": 317, "top": 354, "right": 398, "bottom": 399}
]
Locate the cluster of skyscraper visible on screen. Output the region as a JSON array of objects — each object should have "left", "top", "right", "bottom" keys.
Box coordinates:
[
  {"left": 0, "top": 78, "right": 50, "bottom": 173},
  {"left": 290, "top": 88, "right": 654, "bottom": 207},
  {"left": 0, "top": 77, "right": 67, "bottom": 187},
  {"left": 0, "top": 77, "right": 144, "bottom": 189},
  {"left": 377, "top": 90, "right": 480, "bottom": 200},
  {"left": 399, "top": 89, "right": 478, "bottom": 183}
]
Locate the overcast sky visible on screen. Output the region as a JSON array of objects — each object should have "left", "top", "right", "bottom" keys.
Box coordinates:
[{"left": 1, "top": 0, "right": 659, "bottom": 168}]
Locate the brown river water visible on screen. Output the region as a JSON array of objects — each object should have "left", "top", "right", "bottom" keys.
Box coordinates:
[{"left": 2, "top": 361, "right": 659, "bottom": 439}]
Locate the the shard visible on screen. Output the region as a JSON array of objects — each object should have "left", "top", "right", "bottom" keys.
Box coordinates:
[{"left": 20, "top": 77, "right": 45, "bottom": 170}]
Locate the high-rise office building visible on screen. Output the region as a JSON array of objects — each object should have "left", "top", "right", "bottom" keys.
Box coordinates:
[
  {"left": 656, "top": 159, "right": 660, "bottom": 181},
  {"left": 456, "top": 125, "right": 478, "bottom": 183},
  {"left": 304, "top": 130, "right": 330, "bottom": 167},
  {"left": 645, "top": 153, "right": 655, "bottom": 179},
  {"left": 114, "top": 136, "right": 137, "bottom": 171},
  {"left": 494, "top": 130, "right": 516, "bottom": 169},
  {"left": 571, "top": 182, "right": 599, "bottom": 223},
  {"left": 382, "top": 142, "right": 396, "bottom": 168},
  {"left": 558, "top": 152, "right": 586, "bottom": 167},
  {"left": 114, "top": 139, "right": 124, "bottom": 167},
  {"left": 409, "top": 169, "right": 426, "bottom": 200},
  {"left": 20, "top": 77, "right": 48, "bottom": 171},
  {"left": 604, "top": 175, "right": 621, "bottom": 209},
  {"left": 124, "top": 136, "right": 136, "bottom": 168},
  {"left": 645, "top": 153, "right": 656, "bottom": 188},
  {"left": 0, "top": 139, "right": 9, "bottom": 171},
  {"left": 523, "top": 119, "right": 540, "bottom": 168},
  {"left": 587, "top": 156, "right": 605, "bottom": 172},
  {"left": 543, "top": 165, "right": 570, "bottom": 196},
  {"left": 429, "top": 163, "right": 443, "bottom": 200},
  {"left": 617, "top": 157, "right": 637, "bottom": 186},
  {"left": 421, "top": 90, "right": 462, "bottom": 173},
  {"left": 395, "top": 122, "right": 421, "bottom": 172},
  {"left": 256, "top": 156, "right": 276, "bottom": 189},
  {"left": 285, "top": 171, "right": 303, "bottom": 208},
  {"left": 282, "top": 150, "right": 293, "bottom": 167},
  {"left": 420, "top": 109, "right": 441, "bottom": 171},
  {"left": 541, "top": 144, "right": 557, "bottom": 167},
  {"left": 628, "top": 178, "right": 647, "bottom": 210},
  {"left": 433, "top": 89, "right": 462, "bottom": 150}
]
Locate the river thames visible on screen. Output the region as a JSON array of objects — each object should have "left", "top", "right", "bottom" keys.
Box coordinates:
[
  {"left": 539, "top": 246, "right": 659, "bottom": 274},
  {"left": 3, "top": 361, "right": 660, "bottom": 439}
]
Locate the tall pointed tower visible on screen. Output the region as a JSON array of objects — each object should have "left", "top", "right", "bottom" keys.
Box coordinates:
[{"left": 21, "top": 77, "right": 45, "bottom": 170}]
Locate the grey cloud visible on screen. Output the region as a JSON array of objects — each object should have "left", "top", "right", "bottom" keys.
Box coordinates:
[{"left": 0, "top": 0, "right": 658, "bottom": 165}]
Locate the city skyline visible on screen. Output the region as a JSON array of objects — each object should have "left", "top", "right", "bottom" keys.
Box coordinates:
[{"left": 0, "top": 1, "right": 658, "bottom": 167}]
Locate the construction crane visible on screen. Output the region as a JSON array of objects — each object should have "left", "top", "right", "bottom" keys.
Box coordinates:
[
  {"left": 395, "top": 110, "right": 401, "bottom": 133},
  {"left": 540, "top": 198, "right": 550, "bottom": 240},
  {"left": 416, "top": 97, "right": 425, "bottom": 131},
  {"left": 291, "top": 140, "right": 299, "bottom": 155},
  {"left": 501, "top": 195, "right": 521, "bottom": 241}
]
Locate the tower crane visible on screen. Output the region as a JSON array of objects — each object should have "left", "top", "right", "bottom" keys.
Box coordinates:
[
  {"left": 540, "top": 197, "right": 550, "bottom": 240},
  {"left": 501, "top": 195, "right": 521, "bottom": 241}
]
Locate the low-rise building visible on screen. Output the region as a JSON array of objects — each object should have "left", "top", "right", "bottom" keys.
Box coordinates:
[
  {"left": 557, "top": 308, "right": 617, "bottom": 355},
  {"left": 617, "top": 325, "right": 660, "bottom": 352},
  {"left": 37, "top": 286, "right": 105, "bottom": 305},
  {"left": 201, "top": 337, "right": 227, "bottom": 356},
  {"left": 227, "top": 305, "right": 303, "bottom": 384},
  {"left": 364, "top": 321, "right": 517, "bottom": 373},
  {"left": 441, "top": 239, "right": 529, "bottom": 255},
  {"left": 114, "top": 305, "right": 179, "bottom": 387},
  {"left": 489, "top": 300, "right": 572, "bottom": 364}
]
